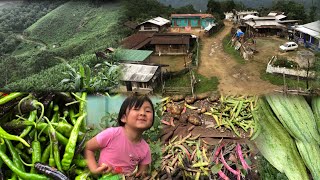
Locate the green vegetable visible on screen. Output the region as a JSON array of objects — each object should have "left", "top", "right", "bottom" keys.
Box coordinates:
[
  {"left": 4, "top": 139, "right": 25, "bottom": 172},
  {"left": 0, "top": 93, "right": 25, "bottom": 105},
  {"left": 253, "top": 98, "right": 308, "bottom": 180},
  {"left": 0, "top": 148, "right": 49, "bottom": 180},
  {"left": 31, "top": 132, "right": 41, "bottom": 173},
  {"left": 61, "top": 113, "right": 86, "bottom": 171},
  {"left": 266, "top": 94, "right": 320, "bottom": 144},
  {"left": 0, "top": 126, "right": 30, "bottom": 147}
]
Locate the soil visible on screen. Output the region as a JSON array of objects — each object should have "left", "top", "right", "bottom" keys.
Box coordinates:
[{"left": 197, "top": 21, "right": 282, "bottom": 96}]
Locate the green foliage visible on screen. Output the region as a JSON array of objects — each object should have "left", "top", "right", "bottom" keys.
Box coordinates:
[
  {"left": 122, "top": 0, "right": 172, "bottom": 22},
  {"left": 61, "top": 61, "right": 122, "bottom": 92},
  {"left": 271, "top": 0, "right": 307, "bottom": 23},
  {"left": 2, "top": 1, "right": 129, "bottom": 90},
  {"left": 3, "top": 54, "right": 94, "bottom": 91},
  {"left": 0, "top": 1, "right": 63, "bottom": 32},
  {"left": 257, "top": 155, "right": 288, "bottom": 180},
  {"left": 173, "top": 4, "right": 197, "bottom": 14},
  {"left": 222, "top": 34, "right": 245, "bottom": 64},
  {"left": 207, "top": 0, "right": 223, "bottom": 19},
  {"left": 273, "top": 57, "right": 299, "bottom": 69},
  {"left": 194, "top": 74, "right": 219, "bottom": 93},
  {"left": 261, "top": 71, "right": 318, "bottom": 89}
]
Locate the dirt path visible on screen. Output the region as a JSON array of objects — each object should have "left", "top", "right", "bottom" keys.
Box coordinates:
[
  {"left": 16, "top": 34, "right": 48, "bottom": 50},
  {"left": 197, "top": 21, "right": 281, "bottom": 96}
]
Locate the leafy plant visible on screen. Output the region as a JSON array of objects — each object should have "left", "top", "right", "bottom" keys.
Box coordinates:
[
  {"left": 61, "top": 61, "right": 122, "bottom": 92},
  {"left": 273, "top": 57, "right": 299, "bottom": 69}
]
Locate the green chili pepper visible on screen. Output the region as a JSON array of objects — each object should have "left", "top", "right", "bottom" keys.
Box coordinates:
[
  {"left": 35, "top": 123, "right": 69, "bottom": 146},
  {"left": 2, "top": 118, "right": 35, "bottom": 131},
  {"left": 61, "top": 113, "right": 86, "bottom": 171},
  {"left": 0, "top": 149, "right": 49, "bottom": 180},
  {"left": 79, "top": 92, "right": 87, "bottom": 131},
  {"left": 52, "top": 121, "right": 73, "bottom": 138},
  {"left": 72, "top": 157, "right": 86, "bottom": 168},
  {"left": 41, "top": 144, "right": 51, "bottom": 163},
  {"left": 19, "top": 110, "right": 37, "bottom": 138},
  {"left": 15, "top": 147, "right": 32, "bottom": 164},
  {"left": 51, "top": 105, "right": 59, "bottom": 123},
  {"left": 0, "top": 141, "right": 6, "bottom": 168},
  {"left": 30, "top": 132, "right": 41, "bottom": 173},
  {"left": 49, "top": 143, "right": 55, "bottom": 168},
  {"left": 45, "top": 101, "right": 53, "bottom": 119},
  {"left": 9, "top": 174, "right": 17, "bottom": 180},
  {"left": 4, "top": 139, "right": 25, "bottom": 172},
  {"left": 75, "top": 171, "right": 91, "bottom": 180},
  {"left": 0, "top": 126, "right": 30, "bottom": 147},
  {"left": 69, "top": 108, "right": 77, "bottom": 125},
  {"left": 0, "top": 92, "right": 25, "bottom": 105},
  {"left": 44, "top": 117, "right": 62, "bottom": 172}
]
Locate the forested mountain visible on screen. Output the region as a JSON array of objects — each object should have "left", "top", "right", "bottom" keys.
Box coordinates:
[{"left": 158, "top": 0, "right": 319, "bottom": 12}]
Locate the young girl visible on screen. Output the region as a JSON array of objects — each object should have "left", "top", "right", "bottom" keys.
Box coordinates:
[{"left": 85, "top": 94, "right": 155, "bottom": 178}]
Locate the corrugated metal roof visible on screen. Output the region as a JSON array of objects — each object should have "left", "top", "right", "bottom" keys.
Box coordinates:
[
  {"left": 302, "top": 20, "right": 320, "bottom": 33},
  {"left": 236, "top": 11, "right": 258, "bottom": 15},
  {"left": 275, "top": 14, "right": 286, "bottom": 20},
  {"left": 150, "top": 36, "right": 190, "bottom": 45},
  {"left": 140, "top": 17, "right": 170, "bottom": 26},
  {"left": 121, "top": 63, "right": 159, "bottom": 82},
  {"left": 121, "top": 32, "right": 154, "bottom": 49},
  {"left": 117, "top": 49, "right": 153, "bottom": 62},
  {"left": 293, "top": 20, "right": 320, "bottom": 38},
  {"left": 242, "top": 15, "right": 259, "bottom": 20},
  {"left": 171, "top": 14, "right": 214, "bottom": 18},
  {"left": 295, "top": 26, "right": 320, "bottom": 39},
  {"left": 245, "top": 20, "right": 286, "bottom": 29}
]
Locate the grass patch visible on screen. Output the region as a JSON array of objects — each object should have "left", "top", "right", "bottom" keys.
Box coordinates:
[
  {"left": 163, "top": 71, "right": 219, "bottom": 94},
  {"left": 194, "top": 74, "right": 219, "bottom": 93},
  {"left": 222, "top": 34, "right": 245, "bottom": 64},
  {"left": 261, "top": 71, "right": 319, "bottom": 89}
]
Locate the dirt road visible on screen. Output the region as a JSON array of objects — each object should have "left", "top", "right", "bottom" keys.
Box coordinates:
[{"left": 197, "top": 21, "right": 281, "bottom": 96}]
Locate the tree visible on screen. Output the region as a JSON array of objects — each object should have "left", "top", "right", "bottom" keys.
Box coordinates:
[
  {"left": 173, "top": 4, "right": 197, "bottom": 14},
  {"left": 308, "top": 5, "right": 317, "bottom": 22},
  {"left": 271, "top": 0, "right": 307, "bottom": 23},
  {"left": 207, "top": 0, "right": 223, "bottom": 20},
  {"left": 221, "top": 0, "right": 236, "bottom": 13}
]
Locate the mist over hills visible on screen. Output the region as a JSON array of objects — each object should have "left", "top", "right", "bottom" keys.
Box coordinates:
[{"left": 158, "top": 0, "right": 319, "bottom": 12}]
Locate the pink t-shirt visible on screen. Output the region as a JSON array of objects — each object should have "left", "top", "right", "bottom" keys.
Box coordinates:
[{"left": 96, "top": 127, "right": 151, "bottom": 174}]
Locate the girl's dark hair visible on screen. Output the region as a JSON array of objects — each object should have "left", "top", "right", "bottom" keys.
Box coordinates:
[{"left": 117, "top": 94, "right": 155, "bottom": 128}]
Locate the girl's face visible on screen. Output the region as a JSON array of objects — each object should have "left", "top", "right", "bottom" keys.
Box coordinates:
[{"left": 121, "top": 101, "right": 153, "bottom": 131}]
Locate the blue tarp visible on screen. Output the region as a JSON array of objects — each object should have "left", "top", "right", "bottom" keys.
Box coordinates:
[{"left": 236, "top": 30, "right": 244, "bottom": 37}]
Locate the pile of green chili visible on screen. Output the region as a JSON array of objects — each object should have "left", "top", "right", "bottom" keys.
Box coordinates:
[{"left": 0, "top": 92, "right": 91, "bottom": 180}]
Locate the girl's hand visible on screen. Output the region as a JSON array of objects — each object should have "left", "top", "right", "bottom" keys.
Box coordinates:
[{"left": 92, "top": 163, "right": 113, "bottom": 174}]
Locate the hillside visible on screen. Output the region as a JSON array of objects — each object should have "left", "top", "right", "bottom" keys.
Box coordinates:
[{"left": 2, "top": 1, "right": 129, "bottom": 90}]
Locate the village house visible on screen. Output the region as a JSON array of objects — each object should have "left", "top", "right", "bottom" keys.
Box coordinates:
[
  {"left": 117, "top": 49, "right": 153, "bottom": 63},
  {"left": 171, "top": 14, "right": 215, "bottom": 29},
  {"left": 292, "top": 20, "right": 320, "bottom": 52},
  {"left": 239, "top": 12, "right": 299, "bottom": 37},
  {"left": 121, "top": 32, "right": 155, "bottom": 50},
  {"left": 150, "top": 33, "right": 193, "bottom": 55},
  {"left": 120, "top": 63, "right": 161, "bottom": 93},
  {"left": 233, "top": 10, "right": 259, "bottom": 23},
  {"left": 242, "top": 16, "right": 287, "bottom": 36},
  {"left": 136, "top": 16, "right": 171, "bottom": 32}
]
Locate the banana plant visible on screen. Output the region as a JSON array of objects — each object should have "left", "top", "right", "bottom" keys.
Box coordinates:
[{"left": 61, "top": 61, "right": 122, "bottom": 92}]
